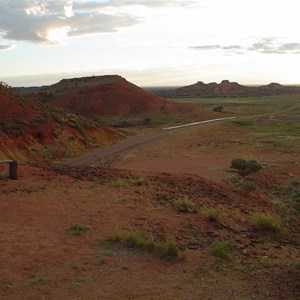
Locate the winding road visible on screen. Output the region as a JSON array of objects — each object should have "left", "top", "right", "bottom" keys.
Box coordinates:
[{"left": 67, "top": 117, "right": 236, "bottom": 167}]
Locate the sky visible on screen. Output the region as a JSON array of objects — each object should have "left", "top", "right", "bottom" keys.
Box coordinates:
[{"left": 1, "top": 0, "right": 300, "bottom": 87}]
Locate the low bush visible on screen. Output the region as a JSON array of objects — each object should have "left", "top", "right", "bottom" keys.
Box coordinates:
[
  {"left": 210, "top": 240, "right": 235, "bottom": 260},
  {"left": 213, "top": 106, "right": 223, "bottom": 112},
  {"left": 201, "top": 207, "right": 222, "bottom": 222},
  {"left": 108, "top": 177, "right": 130, "bottom": 188},
  {"left": 52, "top": 130, "right": 61, "bottom": 138},
  {"left": 231, "top": 158, "right": 262, "bottom": 176},
  {"left": 108, "top": 231, "right": 183, "bottom": 260},
  {"left": 284, "top": 179, "right": 300, "bottom": 212},
  {"left": 144, "top": 117, "right": 152, "bottom": 125},
  {"left": 233, "top": 119, "right": 253, "bottom": 127},
  {"left": 68, "top": 224, "right": 89, "bottom": 235},
  {"left": 175, "top": 197, "right": 197, "bottom": 213},
  {"left": 2, "top": 122, "right": 22, "bottom": 136},
  {"left": 231, "top": 158, "right": 247, "bottom": 170},
  {"left": 252, "top": 213, "right": 282, "bottom": 233}
]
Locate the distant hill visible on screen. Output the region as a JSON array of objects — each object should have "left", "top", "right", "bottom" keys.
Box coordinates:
[
  {"left": 0, "top": 82, "right": 123, "bottom": 162},
  {"left": 31, "top": 75, "right": 203, "bottom": 118},
  {"left": 13, "top": 86, "right": 45, "bottom": 94},
  {"left": 153, "top": 80, "right": 300, "bottom": 98}
]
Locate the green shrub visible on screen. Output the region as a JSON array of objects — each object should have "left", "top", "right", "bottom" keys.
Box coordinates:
[
  {"left": 212, "top": 106, "right": 223, "bottom": 112},
  {"left": 52, "top": 130, "right": 61, "bottom": 138},
  {"left": 144, "top": 117, "right": 152, "bottom": 125},
  {"left": 201, "top": 207, "right": 222, "bottom": 222},
  {"left": 68, "top": 224, "right": 89, "bottom": 235},
  {"left": 245, "top": 160, "right": 262, "bottom": 173},
  {"left": 108, "top": 177, "right": 130, "bottom": 188},
  {"left": 284, "top": 179, "right": 300, "bottom": 212},
  {"left": 231, "top": 158, "right": 262, "bottom": 175},
  {"left": 231, "top": 158, "right": 246, "bottom": 170},
  {"left": 120, "top": 120, "right": 132, "bottom": 128},
  {"left": 2, "top": 122, "right": 22, "bottom": 136},
  {"left": 233, "top": 119, "right": 253, "bottom": 127},
  {"left": 155, "top": 238, "right": 181, "bottom": 260},
  {"left": 210, "top": 240, "right": 235, "bottom": 260},
  {"left": 252, "top": 213, "right": 282, "bottom": 233},
  {"left": 175, "top": 197, "right": 197, "bottom": 213},
  {"left": 108, "top": 231, "right": 183, "bottom": 260}
]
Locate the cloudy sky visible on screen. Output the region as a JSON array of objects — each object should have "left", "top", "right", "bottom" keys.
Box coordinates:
[{"left": 1, "top": 0, "right": 300, "bottom": 87}]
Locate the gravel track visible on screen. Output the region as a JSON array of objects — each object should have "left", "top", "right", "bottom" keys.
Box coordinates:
[{"left": 67, "top": 117, "right": 236, "bottom": 166}]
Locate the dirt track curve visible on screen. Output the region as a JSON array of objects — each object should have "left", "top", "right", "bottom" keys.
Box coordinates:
[{"left": 67, "top": 117, "right": 236, "bottom": 167}]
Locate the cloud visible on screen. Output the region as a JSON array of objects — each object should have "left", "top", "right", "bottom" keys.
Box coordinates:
[
  {"left": 249, "top": 38, "right": 300, "bottom": 54},
  {"left": 189, "top": 44, "right": 243, "bottom": 54},
  {"left": 0, "top": 44, "right": 14, "bottom": 51},
  {"left": 73, "top": 0, "right": 196, "bottom": 10},
  {"left": 190, "top": 38, "right": 300, "bottom": 55},
  {"left": 0, "top": 0, "right": 195, "bottom": 46},
  {"left": 0, "top": 0, "right": 139, "bottom": 45},
  {"left": 190, "top": 45, "right": 242, "bottom": 51}
]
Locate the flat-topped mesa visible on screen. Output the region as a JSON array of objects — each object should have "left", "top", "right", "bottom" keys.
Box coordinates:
[
  {"left": 269, "top": 82, "right": 282, "bottom": 86},
  {"left": 153, "top": 79, "right": 300, "bottom": 98},
  {"left": 220, "top": 79, "right": 230, "bottom": 84},
  {"left": 54, "top": 75, "right": 125, "bottom": 90},
  {"left": 34, "top": 75, "right": 203, "bottom": 117},
  {"left": 263, "top": 82, "right": 284, "bottom": 89}
]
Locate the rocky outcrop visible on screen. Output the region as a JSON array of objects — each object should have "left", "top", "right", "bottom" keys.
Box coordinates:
[{"left": 153, "top": 80, "right": 300, "bottom": 98}]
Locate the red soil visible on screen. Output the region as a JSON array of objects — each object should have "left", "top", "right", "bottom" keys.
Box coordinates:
[{"left": 0, "top": 164, "right": 299, "bottom": 299}]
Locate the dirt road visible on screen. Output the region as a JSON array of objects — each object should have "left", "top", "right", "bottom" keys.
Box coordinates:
[{"left": 67, "top": 117, "right": 236, "bottom": 166}]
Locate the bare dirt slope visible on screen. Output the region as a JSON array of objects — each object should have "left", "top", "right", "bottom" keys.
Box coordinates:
[
  {"left": 0, "top": 164, "right": 299, "bottom": 300},
  {"left": 1, "top": 96, "right": 299, "bottom": 299}
]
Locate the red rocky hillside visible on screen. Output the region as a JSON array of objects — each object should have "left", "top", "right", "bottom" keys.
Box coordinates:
[
  {"left": 0, "top": 82, "right": 123, "bottom": 162},
  {"left": 35, "top": 75, "right": 202, "bottom": 117}
]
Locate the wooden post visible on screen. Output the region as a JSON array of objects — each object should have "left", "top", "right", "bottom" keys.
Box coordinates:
[{"left": 9, "top": 160, "right": 18, "bottom": 180}]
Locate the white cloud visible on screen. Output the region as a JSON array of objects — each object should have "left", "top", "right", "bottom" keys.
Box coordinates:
[
  {"left": 190, "top": 45, "right": 243, "bottom": 54},
  {"left": 73, "top": 0, "right": 197, "bottom": 9},
  {"left": 0, "top": 43, "right": 14, "bottom": 51},
  {"left": 249, "top": 38, "right": 300, "bottom": 54},
  {"left": 64, "top": 0, "right": 74, "bottom": 18},
  {"left": 0, "top": 0, "right": 195, "bottom": 46},
  {"left": 190, "top": 38, "right": 300, "bottom": 55}
]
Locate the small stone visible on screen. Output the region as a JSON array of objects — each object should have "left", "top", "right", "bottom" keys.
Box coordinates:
[
  {"left": 206, "top": 232, "right": 218, "bottom": 237},
  {"left": 188, "top": 245, "right": 198, "bottom": 250}
]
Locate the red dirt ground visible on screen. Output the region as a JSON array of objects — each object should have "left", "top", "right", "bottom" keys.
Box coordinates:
[
  {"left": 114, "top": 122, "right": 300, "bottom": 181},
  {"left": 1, "top": 120, "right": 299, "bottom": 300}
]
